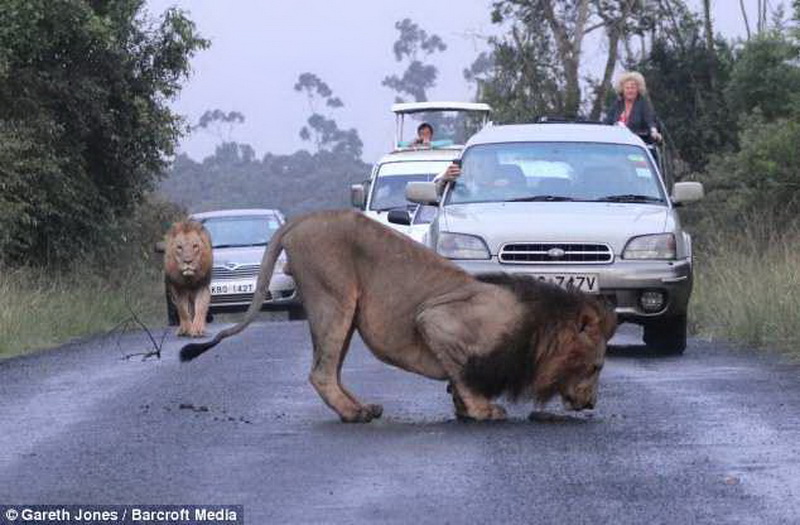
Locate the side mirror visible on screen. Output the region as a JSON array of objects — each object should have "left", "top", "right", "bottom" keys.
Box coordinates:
[
  {"left": 387, "top": 209, "right": 412, "bottom": 226},
  {"left": 406, "top": 181, "right": 439, "bottom": 205},
  {"left": 154, "top": 241, "right": 166, "bottom": 254},
  {"left": 672, "top": 181, "right": 704, "bottom": 204},
  {"left": 350, "top": 184, "right": 366, "bottom": 209}
]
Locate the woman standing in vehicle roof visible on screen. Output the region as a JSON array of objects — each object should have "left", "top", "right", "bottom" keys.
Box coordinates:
[{"left": 605, "top": 71, "right": 662, "bottom": 144}]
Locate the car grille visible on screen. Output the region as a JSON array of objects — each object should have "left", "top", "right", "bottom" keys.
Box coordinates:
[
  {"left": 212, "top": 264, "right": 262, "bottom": 280},
  {"left": 499, "top": 243, "right": 613, "bottom": 264}
]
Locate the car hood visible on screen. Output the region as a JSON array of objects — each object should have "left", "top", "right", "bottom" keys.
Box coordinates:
[{"left": 440, "top": 201, "right": 671, "bottom": 254}]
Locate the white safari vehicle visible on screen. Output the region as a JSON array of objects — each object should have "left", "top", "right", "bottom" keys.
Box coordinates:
[
  {"left": 404, "top": 122, "right": 704, "bottom": 354},
  {"left": 351, "top": 101, "right": 491, "bottom": 242}
]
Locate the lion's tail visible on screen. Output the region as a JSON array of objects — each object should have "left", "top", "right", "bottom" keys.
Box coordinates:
[{"left": 180, "top": 219, "right": 294, "bottom": 362}]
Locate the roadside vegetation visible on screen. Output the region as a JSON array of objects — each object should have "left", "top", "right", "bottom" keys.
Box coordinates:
[
  {"left": 691, "top": 222, "right": 800, "bottom": 356},
  {"left": 0, "top": 261, "right": 163, "bottom": 358},
  {"left": 0, "top": 196, "right": 182, "bottom": 359}
]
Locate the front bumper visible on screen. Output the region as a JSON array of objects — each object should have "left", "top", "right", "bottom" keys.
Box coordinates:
[
  {"left": 209, "top": 273, "right": 299, "bottom": 313},
  {"left": 453, "top": 257, "right": 693, "bottom": 324}
]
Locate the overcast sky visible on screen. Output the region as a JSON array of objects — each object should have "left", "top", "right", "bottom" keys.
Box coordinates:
[{"left": 145, "top": 0, "right": 782, "bottom": 163}]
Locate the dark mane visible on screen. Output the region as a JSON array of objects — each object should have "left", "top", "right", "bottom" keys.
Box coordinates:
[{"left": 462, "top": 273, "right": 588, "bottom": 401}]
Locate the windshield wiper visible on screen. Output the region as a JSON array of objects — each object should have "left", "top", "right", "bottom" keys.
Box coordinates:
[
  {"left": 595, "top": 194, "right": 663, "bottom": 203},
  {"left": 505, "top": 195, "right": 576, "bottom": 202}
]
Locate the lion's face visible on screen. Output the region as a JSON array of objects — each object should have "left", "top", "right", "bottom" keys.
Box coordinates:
[
  {"left": 171, "top": 231, "right": 204, "bottom": 276},
  {"left": 164, "top": 221, "right": 212, "bottom": 285},
  {"left": 535, "top": 299, "right": 617, "bottom": 411}
]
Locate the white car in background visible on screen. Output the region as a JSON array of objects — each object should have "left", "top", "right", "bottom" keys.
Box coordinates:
[
  {"left": 352, "top": 101, "right": 491, "bottom": 241},
  {"left": 405, "top": 122, "right": 704, "bottom": 354},
  {"left": 353, "top": 147, "right": 460, "bottom": 241}
]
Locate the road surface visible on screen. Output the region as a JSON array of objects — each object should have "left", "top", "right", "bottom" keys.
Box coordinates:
[{"left": 2, "top": 320, "right": 800, "bottom": 524}]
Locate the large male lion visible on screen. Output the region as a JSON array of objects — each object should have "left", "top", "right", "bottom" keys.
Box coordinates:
[
  {"left": 180, "top": 210, "right": 616, "bottom": 422},
  {"left": 164, "top": 220, "right": 213, "bottom": 337}
]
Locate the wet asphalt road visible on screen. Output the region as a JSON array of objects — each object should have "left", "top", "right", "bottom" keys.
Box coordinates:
[{"left": 2, "top": 319, "right": 800, "bottom": 524}]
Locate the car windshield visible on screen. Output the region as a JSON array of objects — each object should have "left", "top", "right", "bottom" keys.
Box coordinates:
[
  {"left": 369, "top": 160, "right": 451, "bottom": 211},
  {"left": 201, "top": 215, "right": 281, "bottom": 248},
  {"left": 447, "top": 142, "right": 665, "bottom": 205}
]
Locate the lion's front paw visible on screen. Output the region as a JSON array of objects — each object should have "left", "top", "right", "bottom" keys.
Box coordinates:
[
  {"left": 457, "top": 403, "right": 507, "bottom": 422},
  {"left": 364, "top": 403, "right": 383, "bottom": 419},
  {"left": 488, "top": 403, "right": 507, "bottom": 420},
  {"left": 340, "top": 405, "right": 382, "bottom": 423},
  {"left": 187, "top": 324, "right": 206, "bottom": 338}
]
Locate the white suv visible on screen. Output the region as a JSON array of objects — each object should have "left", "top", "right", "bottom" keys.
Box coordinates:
[{"left": 405, "top": 122, "right": 704, "bottom": 354}]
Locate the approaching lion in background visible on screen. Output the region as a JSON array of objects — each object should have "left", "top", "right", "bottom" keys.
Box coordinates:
[
  {"left": 164, "top": 220, "right": 213, "bottom": 337},
  {"left": 180, "top": 210, "right": 616, "bottom": 422}
]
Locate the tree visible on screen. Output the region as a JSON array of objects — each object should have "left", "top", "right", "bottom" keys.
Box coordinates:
[
  {"left": 382, "top": 18, "right": 447, "bottom": 103},
  {"left": 724, "top": 33, "right": 800, "bottom": 121},
  {"left": 294, "top": 72, "right": 362, "bottom": 159},
  {"left": 193, "top": 109, "right": 245, "bottom": 142},
  {"left": 0, "top": 0, "right": 208, "bottom": 265}
]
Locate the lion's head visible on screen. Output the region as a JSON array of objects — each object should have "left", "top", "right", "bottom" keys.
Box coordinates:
[
  {"left": 465, "top": 274, "right": 617, "bottom": 412},
  {"left": 164, "top": 220, "right": 213, "bottom": 288},
  {"left": 532, "top": 296, "right": 616, "bottom": 411}
]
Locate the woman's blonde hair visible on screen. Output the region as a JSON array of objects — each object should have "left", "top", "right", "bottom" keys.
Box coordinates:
[{"left": 615, "top": 71, "right": 647, "bottom": 96}]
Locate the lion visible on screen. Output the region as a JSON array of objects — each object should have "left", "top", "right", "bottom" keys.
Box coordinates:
[
  {"left": 180, "top": 210, "right": 616, "bottom": 422},
  {"left": 164, "top": 220, "right": 213, "bottom": 337}
]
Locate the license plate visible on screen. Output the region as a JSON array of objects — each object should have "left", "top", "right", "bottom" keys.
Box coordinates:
[
  {"left": 530, "top": 273, "right": 599, "bottom": 293},
  {"left": 210, "top": 279, "right": 256, "bottom": 295}
]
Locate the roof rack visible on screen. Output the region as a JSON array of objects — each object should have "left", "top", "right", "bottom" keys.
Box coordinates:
[{"left": 536, "top": 116, "right": 608, "bottom": 125}]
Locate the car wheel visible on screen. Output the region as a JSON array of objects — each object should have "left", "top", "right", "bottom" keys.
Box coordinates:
[
  {"left": 287, "top": 305, "right": 307, "bottom": 321},
  {"left": 643, "top": 315, "right": 687, "bottom": 355},
  {"left": 166, "top": 292, "right": 179, "bottom": 326}
]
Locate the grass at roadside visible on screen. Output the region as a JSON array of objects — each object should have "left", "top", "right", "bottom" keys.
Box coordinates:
[
  {"left": 690, "top": 225, "right": 800, "bottom": 357},
  {"left": 0, "top": 264, "right": 165, "bottom": 359}
]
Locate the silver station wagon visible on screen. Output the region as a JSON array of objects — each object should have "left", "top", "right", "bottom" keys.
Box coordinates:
[{"left": 405, "top": 122, "right": 704, "bottom": 354}]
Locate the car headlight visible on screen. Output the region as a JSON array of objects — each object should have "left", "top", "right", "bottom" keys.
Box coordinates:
[
  {"left": 437, "top": 232, "right": 491, "bottom": 260},
  {"left": 622, "top": 233, "right": 676, "bottom": 260}
]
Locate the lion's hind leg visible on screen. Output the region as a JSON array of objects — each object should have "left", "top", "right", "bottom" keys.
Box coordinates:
[{"left": 306, "top": 297, "right": 381, "bottom": 423}]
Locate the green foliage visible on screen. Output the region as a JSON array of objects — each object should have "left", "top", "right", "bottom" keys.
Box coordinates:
[
  {"left": 698, "top": 106, "right": 800, "bottom": 230},
  {"left": 725, "top": 34, "right": 800, "bottom": 120},
  {"left": 0, "top": 0, "right": 208, "bottom": 266}
]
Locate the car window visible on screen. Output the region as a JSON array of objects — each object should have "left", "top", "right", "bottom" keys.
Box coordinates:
[
  {"left": 201, "top": 216, "right": 281, "bottom": 248},
  {"left": 448, "top": 142, "right": 665, "bottom": 205},
  {"left": 369, "top": 160, "right": 451, "bottom": 211}
]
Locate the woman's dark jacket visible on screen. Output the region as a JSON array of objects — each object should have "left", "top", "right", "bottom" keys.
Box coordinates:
[{"left": 604, "top": 96, "right": 659, "bottom": 140}]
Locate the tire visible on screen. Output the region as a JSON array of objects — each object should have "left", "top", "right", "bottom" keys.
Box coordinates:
[
  {"left": 643, "top": 315, "right": 687, "bottom": 355},
  {"left": 287, "top": 304, "right": 307, "bottom": 321}
]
